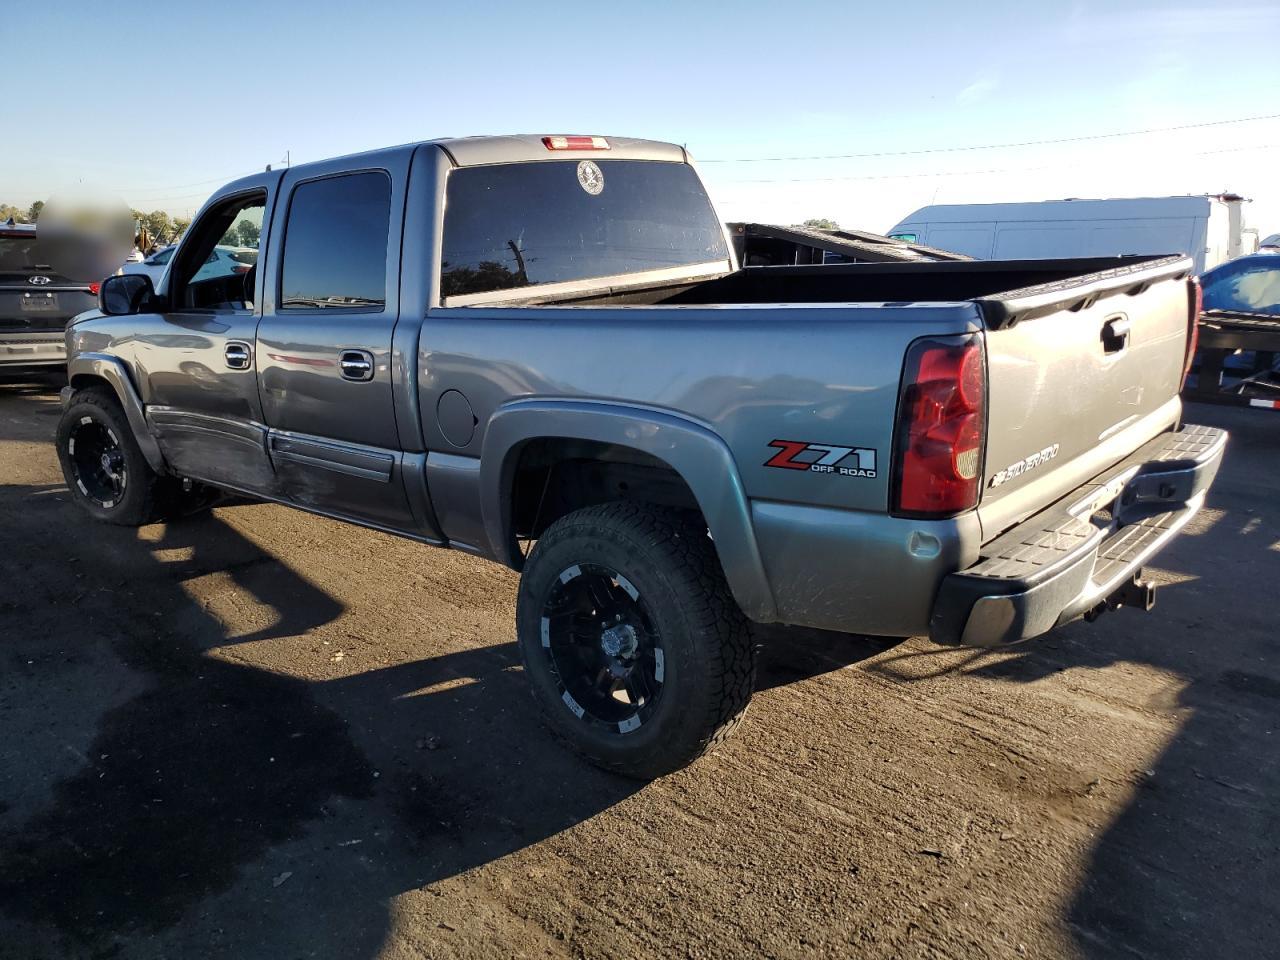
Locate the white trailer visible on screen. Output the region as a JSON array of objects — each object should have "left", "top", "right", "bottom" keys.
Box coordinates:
[{"left": 887, "top": 194, "right": 1251, "bottom": 274}]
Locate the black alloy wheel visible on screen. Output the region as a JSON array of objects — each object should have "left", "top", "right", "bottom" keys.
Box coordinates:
[
  {"left": 539, "top": 562, "right": 666, "bottom": 734},
  {"left": 66, "top": 415, "right": 129, "bottom": 509}
]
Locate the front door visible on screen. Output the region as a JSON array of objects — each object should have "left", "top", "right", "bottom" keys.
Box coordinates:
[
  {"left": 140, "top": 184, "right": 277, "bottom": 493},
  {"left": 254, "top": 162, "right": 415, "bottom": 530}
]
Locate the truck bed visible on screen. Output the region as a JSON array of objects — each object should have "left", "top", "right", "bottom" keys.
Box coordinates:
[
  {"left": 432, "top": 252, "right": 1194, "bottom": 545},
  {"left": 470, "top": 254, "right": 1188, "bottom": 321}
]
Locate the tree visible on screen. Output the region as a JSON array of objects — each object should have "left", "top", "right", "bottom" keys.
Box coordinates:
[
  {"left": 801, "top": 217, "right": 839, "bottom": 231},
  {"left": 0, "top": 203, "right": 25, "bottom": 223},
  {"left": 140, "top": 210, "right": 174, "bottom": 243},
  {"left": 171, "top": 216, "right": 191, "bottom": 240},
  {"left": 233, "top": 219, "right": 260, "bottom": 247},
  {"left": 26, "top": 200, "right": 44, "bottom": 223}
]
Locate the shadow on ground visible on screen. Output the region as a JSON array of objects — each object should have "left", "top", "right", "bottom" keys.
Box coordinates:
[
  {"left": 0, "top": 382, "right": 883, "bottom": 959},
  {"left": 868, "top": 403, "right": 1280, "bottom": 959},
  {"left": 5, "top": 378, "right": 1274, "bottom": 960}
]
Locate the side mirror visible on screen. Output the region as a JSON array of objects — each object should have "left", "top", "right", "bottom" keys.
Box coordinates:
[{"left": 99, "top": 273, "right": 158, "bottom": 315}]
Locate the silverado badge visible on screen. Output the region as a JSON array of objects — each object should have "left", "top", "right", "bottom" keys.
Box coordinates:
[{"left": 989, "top": 443, "right": 1060, "bottom": 488}]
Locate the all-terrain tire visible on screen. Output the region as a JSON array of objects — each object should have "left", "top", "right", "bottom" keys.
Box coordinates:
[
  {"left": 56, "top": 386, "right": 183, "bottom": 526},
  {"left": 516, "top": 502, "right": 757, "bottom": 779}
]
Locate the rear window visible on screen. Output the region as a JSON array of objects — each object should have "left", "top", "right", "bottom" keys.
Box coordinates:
[
  {"left": 0, "top": 234, "right": 43, "bottom": 272},
  {"left": 440, "top": 160, "right": 728, "bottom": 299}
]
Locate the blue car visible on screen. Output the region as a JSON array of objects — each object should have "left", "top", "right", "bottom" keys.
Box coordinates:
[{"left": 1189, "top": 253, "right": 1280, "bottom": 408}]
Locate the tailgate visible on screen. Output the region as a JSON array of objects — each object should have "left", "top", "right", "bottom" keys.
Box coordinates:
[{"left": 976, "top": 255, "right": 1195, "bottom": 538}]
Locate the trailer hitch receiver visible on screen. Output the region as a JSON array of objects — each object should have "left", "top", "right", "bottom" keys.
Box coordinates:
[{"left": 1086, "top": 574, "right": 1158, "bottom": 622}]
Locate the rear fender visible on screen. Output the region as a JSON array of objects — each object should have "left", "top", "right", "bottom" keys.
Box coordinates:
[
  {"left": 66, "top": 352, "right": 167, "bottom": 474},
  {"left": 480, "top": 399, "right": 777, "bottom": 622}
]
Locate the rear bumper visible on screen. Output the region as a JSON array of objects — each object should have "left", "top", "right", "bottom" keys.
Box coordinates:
[
  {"left": 0, "top": 333, "right": 66, "bottom": 368},
  {"left": 930, "top": 424, "right": 1227, "bottom": 647}
]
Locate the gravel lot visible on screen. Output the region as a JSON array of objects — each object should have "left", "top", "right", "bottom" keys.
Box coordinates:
[{"left": 0, "top": 376, "right": 1276, "bottom": 960}]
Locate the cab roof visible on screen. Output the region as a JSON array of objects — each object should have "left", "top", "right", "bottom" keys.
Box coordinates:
[
  {"left": 435, "top": 134, "right": 687, "bottom": 167},
  {"left": 214, "top": 135, "right": 690, "bottom": 207}
]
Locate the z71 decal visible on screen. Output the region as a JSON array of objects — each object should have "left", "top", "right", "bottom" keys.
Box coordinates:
[{"left": 765, "top": 440, "right": 878, "bottom": 479}]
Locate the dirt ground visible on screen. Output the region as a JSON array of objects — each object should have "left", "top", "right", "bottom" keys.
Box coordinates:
[{"left": 0, "top": 376, "right": 1276, "bottom": 960}]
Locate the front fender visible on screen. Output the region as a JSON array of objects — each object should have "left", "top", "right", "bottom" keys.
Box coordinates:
[
  {"left": 66, "top": 352, "right": 167, "bottom": 474},
  {"left": 480, "top": 399, "right": 777, "bottom": 623}
]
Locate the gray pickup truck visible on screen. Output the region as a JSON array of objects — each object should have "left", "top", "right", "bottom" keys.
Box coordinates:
[{"left": 58, "top": 134, "right": 1226, "bottom": 778}]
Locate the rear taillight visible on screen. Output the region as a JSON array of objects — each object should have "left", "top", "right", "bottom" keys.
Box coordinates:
[
  {"left": 891, "top": 336, "right": 986, "bottom": 518},
  {"left": 87, "top": 281, "right": 100, "bottom": 295},
  {"left": 542, "top": 135, "right": 610, "bottom": 151},
  {"left": 1183, "top": 277, "right": 1202, "bottom": 389}
]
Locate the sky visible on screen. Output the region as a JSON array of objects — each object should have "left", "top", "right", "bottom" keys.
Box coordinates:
[{"left": 2, "top": 0, "right": 1278, "bottom": 235}]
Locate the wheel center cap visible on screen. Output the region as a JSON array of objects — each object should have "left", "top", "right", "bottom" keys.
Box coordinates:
[{"left": 600, "top": 623, "right": 639, "bottom": 659}]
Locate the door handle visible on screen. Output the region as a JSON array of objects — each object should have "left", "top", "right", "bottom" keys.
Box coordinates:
[
  {"left": 1101, "top": 316, "right": 1131, "bottom": 354},
  {"left": 224, "top": 341, "right": 252, "bottom": 370},
  {"left": 339, "top": 349, "right": 375, "bottom": 382}
]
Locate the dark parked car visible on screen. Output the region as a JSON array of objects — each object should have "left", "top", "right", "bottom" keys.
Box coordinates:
[{"left": 0, "top": 219, "right": 100, "bottom": 376}]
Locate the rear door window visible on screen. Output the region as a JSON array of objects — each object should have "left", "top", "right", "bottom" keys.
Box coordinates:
[
  {"left": 280, "top": 171, "right": 391, "bottom": 309},
  {"left": 440, "top": 160, "right": 729, "bottom": 298}
]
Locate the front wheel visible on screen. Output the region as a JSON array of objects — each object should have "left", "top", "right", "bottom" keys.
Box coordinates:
[
  {"left": 516, "top": 503, "right": 757, "bottom": 779},
  {"left": 56, "top": 386, "right": 191, "bottom": 526}
]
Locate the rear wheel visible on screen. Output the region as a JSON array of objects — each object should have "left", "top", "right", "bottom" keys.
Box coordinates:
[
  {"left": 56, "top": 387, "right": 191, "bottom": 526},
  {"left": 516, "top": 503, "right": 757, "bottom": 779}
]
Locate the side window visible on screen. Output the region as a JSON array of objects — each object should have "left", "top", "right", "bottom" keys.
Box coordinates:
[
  {"left": 171, "top": 193, "right": 265, "bottom": 310},
  {"left": 280, "top": 172, "right": 390, "bottom": 309}
]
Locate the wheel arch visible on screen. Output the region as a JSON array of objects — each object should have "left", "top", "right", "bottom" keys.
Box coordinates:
[
  {"left": 480, "top": 399, "right": 777, "bottom": 622},
  {"left": 66, "top": 353, "right": 167, "bottom": 473}
]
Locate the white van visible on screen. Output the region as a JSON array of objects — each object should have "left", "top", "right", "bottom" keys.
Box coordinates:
[{"left": 887, "top": 195, "right": 1251, "bottom": 274}]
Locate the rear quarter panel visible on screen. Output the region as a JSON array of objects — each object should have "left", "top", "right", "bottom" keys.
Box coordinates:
[{"left": 416, "top": 302, "right": 980, "bottom": 513}]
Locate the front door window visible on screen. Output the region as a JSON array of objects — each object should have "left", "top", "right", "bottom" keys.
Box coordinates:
[{"left": 169, "top": 194, "right": 264, "bottom": 311}]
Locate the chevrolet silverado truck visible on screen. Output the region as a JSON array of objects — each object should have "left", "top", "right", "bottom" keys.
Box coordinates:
[
  {"left": 56, "top": 135, "right": 1226, "bottom": 778},
  {"left": 1, "top": 219, "right": 100, "bottom": 375}
]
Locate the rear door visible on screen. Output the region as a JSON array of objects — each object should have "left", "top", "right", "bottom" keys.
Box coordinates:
[{"left": 255, "top": 154, "right": 416, "bottom": 529}]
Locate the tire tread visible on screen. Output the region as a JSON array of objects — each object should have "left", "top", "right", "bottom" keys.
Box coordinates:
[{"left": 519, "top": 502, "right": 757, "bottom": 778}]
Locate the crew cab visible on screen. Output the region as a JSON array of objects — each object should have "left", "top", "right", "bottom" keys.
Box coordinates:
[
  {"left": 57, "top": 135, "right": 1226, "bottom": 778},
  {"left": 1, "top": 219, "right": 100, "bottom": 374}
]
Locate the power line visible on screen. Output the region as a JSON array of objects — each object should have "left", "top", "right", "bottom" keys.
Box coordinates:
[
  {"left": 113, "top": 168, "right": 264, "bottom": 198},
  {"left": 710, "top": 143, "right": 1280, "bottom": 186},
  {"left": 697, "top": 113, "right": 1280, "bottom": 163}
]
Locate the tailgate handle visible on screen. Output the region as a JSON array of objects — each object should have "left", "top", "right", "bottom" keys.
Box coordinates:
[{"left": 1101, "top": 315, "right": 1131, "bottom": 354}]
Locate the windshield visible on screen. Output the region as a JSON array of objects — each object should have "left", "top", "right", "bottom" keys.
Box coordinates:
[
  {"left": 1203, "top": 260, "right": 1280, "bottom": 316},
  {"left": 440, "top": 160, "right": 728, "bottom": 299}
]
